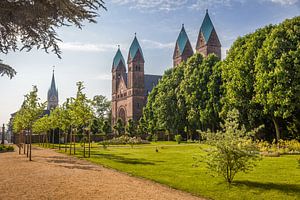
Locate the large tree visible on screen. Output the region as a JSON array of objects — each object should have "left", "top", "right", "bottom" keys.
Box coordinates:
[
  {"left": 254, "top": 17, "right": 300, "bottom": 141},
  {"left": 0, "top": 0, "right": 106, "bottom": 78}
]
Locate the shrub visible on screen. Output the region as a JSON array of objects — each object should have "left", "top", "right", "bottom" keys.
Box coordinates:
[
  {"left": 152, "top": 134, "right": 158, "bottom": 142},
  {"left": 99, "top": 135, "right": 150, "bottom": 147},
  {"left": 175, "top": 134, "right": 182, "bottom": 144},
  {"left": 197, "top": 109, "right": 261, "bottom": 184}
]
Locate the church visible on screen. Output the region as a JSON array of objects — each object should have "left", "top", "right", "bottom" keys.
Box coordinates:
[{"left": 111, "top": 10, "right": 221, "bottom": 125}]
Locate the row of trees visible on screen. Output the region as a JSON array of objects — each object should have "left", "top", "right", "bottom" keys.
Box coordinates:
[
  {"left": 143, "top": 16, "right": 300, "bottom": 141},
  {"left": 13, "top": 82, "right": 111, "bottom": 161}
]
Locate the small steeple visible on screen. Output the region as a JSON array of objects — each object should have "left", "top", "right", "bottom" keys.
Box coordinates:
[{"left": 199, "top": 10, "right": 215, "bottom": 43}]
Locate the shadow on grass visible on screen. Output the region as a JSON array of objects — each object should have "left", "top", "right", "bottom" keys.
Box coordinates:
[
  {"left": 234, "top": 180, "right": 300, "bottom": 195},
  {"left": 93, "top": 153, "right": 158, "bottom": 165}
]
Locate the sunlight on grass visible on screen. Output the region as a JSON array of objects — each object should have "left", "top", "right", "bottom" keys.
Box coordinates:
[{"left": 53, "top": 142, "right": 300, "bottom": 200}]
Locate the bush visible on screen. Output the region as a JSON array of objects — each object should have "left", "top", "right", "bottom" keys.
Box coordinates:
[
  {"left": 152, "top": 134, "right": 158, "bottom": 142},
  {"left": 257, "top": 139, "right": 300, "bottom": 155},
  {"left": 0, "top": 145, "right": 14, "bottom": 152},
  {"left": 197, "top": 109, "right": 261, "bottom": 184},
  {"left": 175, "top": 134, "right": 182, "bottom": 144},
  {"left": 99, "top": 135, "right": 150, "bottom": 148}
]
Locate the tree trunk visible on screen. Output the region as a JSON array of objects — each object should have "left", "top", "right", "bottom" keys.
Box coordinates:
[
  {"left": 23, "top": 131, "right": 26, "bottom": 154},
  {"left": 69, "top": 128, "right": 72, "bottom": 155},
  {"left": 26, "top": 130, "right": 29, "bottom": 158},
  {"left": 29, "top": 129, "right": 32, "bottom": 161},
  {"left": 272, "top": 117, "right": 280, "bottom": 143},
  {"left": 58, "top": 129, "right": 61, "bottom": 150},
  {"left": 18, "top": 133, "right": 21, "bottom": 155},
  {"left": 83, "top": 139, "right": 86, "bottom": 158},
  {"left": 73, "top": 132, "right": 75, "bottom": 155},
  {"left": 65, "top": 132, "right": 67, "bottom": 152},
  {"left": 52, "top": 129, "right": 55, "bottom": 148},
  {"left": 88, "top": 130, "right": 91, "bottom": 158}
]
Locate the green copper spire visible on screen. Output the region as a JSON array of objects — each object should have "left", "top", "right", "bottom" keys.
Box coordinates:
[
  {"left": 200, "top": 10, "right": 215, "bottom": 43},
  {"left": 129, "top": 34, "right": 144, "bottom": 61},
  {"left": 112, "top": 46, "right": 125, "bottom": 69},
  {"left": 176, "top": 24, "right": 190, "bottom": 55}
]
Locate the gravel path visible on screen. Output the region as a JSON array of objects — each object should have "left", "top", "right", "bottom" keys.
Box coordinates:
[{"left": 0, "top": 146, "right": 204, "bottom": 200}]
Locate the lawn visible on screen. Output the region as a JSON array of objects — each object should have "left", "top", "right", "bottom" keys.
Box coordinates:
[{"left": 53, "top": 142, "right": 300, "bottom": 200}]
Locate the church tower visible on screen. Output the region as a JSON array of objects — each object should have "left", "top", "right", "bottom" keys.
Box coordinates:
[
  {"left": 127, "top": 35, "right": 145, "bottom": 121},
  {"left": 196, "top": 10, "right": 221, "bottom": 59},
  {"left": 47, "top": 69, "right": 58, "bottom": 110},
  {"left": 111, "top": 47, "right": 126, "bottom": 124},
  {"left": 173, "top": 24, "right": 194, "bottom": 67}
]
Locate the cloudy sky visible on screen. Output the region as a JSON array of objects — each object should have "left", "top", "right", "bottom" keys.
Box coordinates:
[{"left": 0, "top": 0, "right": 299, "bottom": 124}]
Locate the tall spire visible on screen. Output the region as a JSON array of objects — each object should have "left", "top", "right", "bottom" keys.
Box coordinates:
[
  {"left": 128, "top": 34, "right": 144, "bottom": 62},
  {"left": 47, "top": 67, "right": 58, "bottom": 110},
  {"left": 173, "top": 24, "right": 194, "bottom": 67},
  {"left": 112, "top": 46, "right": 126, "bottom": 70}
]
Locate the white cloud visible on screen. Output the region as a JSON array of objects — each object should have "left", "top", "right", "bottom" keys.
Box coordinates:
[
  {"left": 267, "top": 0, "right": 299, "bottom": 5},
  {"left": 141, "top": 39, "right": 174, "bottom": 49},
  {"left": 111, "top": 0, "right": 299, "bottom": 11},
  {"left": 59, "top": 42, "right": 117, "bottom": 52}
]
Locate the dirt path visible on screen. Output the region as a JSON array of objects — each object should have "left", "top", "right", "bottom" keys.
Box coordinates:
[{"left": 0, "top": 146, "right": 204, "bottom": 200}]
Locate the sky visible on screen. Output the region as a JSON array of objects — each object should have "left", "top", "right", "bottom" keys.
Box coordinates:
[{"left": 0, "top": 0, "right": 299, "bottom": 124}]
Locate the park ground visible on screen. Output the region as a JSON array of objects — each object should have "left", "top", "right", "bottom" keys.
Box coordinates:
[
  {"left": 1, "top": 142, "right": 300, "bottom": 200},
  {"left": 0, "top": 145, "right": 202, "bottom": 200}
]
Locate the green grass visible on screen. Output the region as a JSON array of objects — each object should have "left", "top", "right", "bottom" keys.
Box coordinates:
[{"left": 46, "top": 142, "right": 299, "bottom": 200}]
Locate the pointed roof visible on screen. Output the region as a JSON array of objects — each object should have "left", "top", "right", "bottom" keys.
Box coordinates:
[
  {"left": 128, "top": 35, "right": 144, "bottom": 60},
  {"left": 176, "top": 24, "right": 190, "bottom": 55},
  {"left": 48, "top": 69, "right": 58, "bottom": 98},
  {"left": 112, "top": 47, "right": 125, "bottom": 69},
  {"left": 200, "top": 10, "right": 215, "bottom": 43}
]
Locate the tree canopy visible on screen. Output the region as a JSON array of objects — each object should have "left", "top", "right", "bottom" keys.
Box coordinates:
[{"left": 0, "top": 0, "right": 106, "bottom": 78}]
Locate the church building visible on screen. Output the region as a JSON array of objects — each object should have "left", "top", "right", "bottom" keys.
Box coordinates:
[
  {"left": 112, "top": 10, "right": 221, "bottom": 125},
  {"left": 111, "top": 36, "right": 161, "bottom": 125},
  {"left": 47, "top": 69, "right": 59, "bottom": 110}
]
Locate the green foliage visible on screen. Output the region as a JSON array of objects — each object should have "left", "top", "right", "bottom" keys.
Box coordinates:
[
  {"left": 0, "top": 145, "right": 14, "bottom": 152},
  {"left": 0, "top": 62, "right": 16, "bottom": 79},
  {"left": 174, "top": 134, "right": 182, "bottom": 144},
  {"left": 199, "top": 109, "right": 261, "bottom": 184},
  {"left": 125, "top": 119, "right": 136, "bottom": 136},
  {"left": 113, "top": 119, "right": 124, "bottom": 135},
  {"left": 152, "top": 134, "right": 158, "bottom": 142},
  {"left": 102, "top": 120, "right": 111, "bottom": 135},
  {"left": 257, "top": 139, "right": 300, "bottom": 155},
  {"left": 144, "top": 53, "right": 221, "bottom": 137}
]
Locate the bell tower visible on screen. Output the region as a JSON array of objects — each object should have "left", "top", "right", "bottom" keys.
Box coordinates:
[
  {"left": 47, "top": 68, "right": 58, "bottom": 110},
  {"left": 127, "top": 34, "right": 145, "bottom": 121}
]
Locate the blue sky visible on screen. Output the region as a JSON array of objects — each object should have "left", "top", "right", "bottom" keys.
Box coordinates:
[{"left": 0, "top": 0, "right": 299, "bottom": 124}]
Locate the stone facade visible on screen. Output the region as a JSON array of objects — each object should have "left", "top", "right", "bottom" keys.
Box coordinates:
[{"left": 111, "top": 37, "right": 161, "bottom": 125}]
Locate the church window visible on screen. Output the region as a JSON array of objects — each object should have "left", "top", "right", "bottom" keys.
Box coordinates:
[{"left": 137, "top": 103, "right": 140, "bottom": 108}]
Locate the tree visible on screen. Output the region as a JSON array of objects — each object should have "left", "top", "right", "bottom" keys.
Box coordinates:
[
  {"left": 113, "top": 119, "right": 124, "bottom": 136},
  {"left": 221, "top": 25, "right": 274, "bottom": 131},
  {"left": 0, "top": 0, "right": 106, "bottom": 77},
  {"left": 199, "top": 109, "right": 261, "bottom": 184},
  {"left": 0, "top": 61, "right": 16, "bottom": 79},
  {"left": 69, "top": 81, "right": 94, "bottom": 157},
  {"left": 125, "top": 119, "right": 136, "bottom": 136},
  {"left": 102, "top": 120, "right": 111, "bottom": 136},
  {"left": 254, "top": 17, "right": 300, "bottom": 142},
  {"left": 92, "top": 95, "right": 111, "bottom": 120},
  {"left": 15, "top": 86, "right": 45, "bottom": 161}
]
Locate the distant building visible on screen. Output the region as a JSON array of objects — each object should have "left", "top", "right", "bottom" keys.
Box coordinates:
[
  {"left": 112, "top": 10, "right": 221, "bottom": 125},
  {"left": 47, "top": 70, "right": 59, "bottom": 110}
]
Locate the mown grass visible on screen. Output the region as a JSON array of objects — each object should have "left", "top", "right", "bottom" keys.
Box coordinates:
[{"left": 48, "top": 142, "right": 300, "bottom": 200}]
